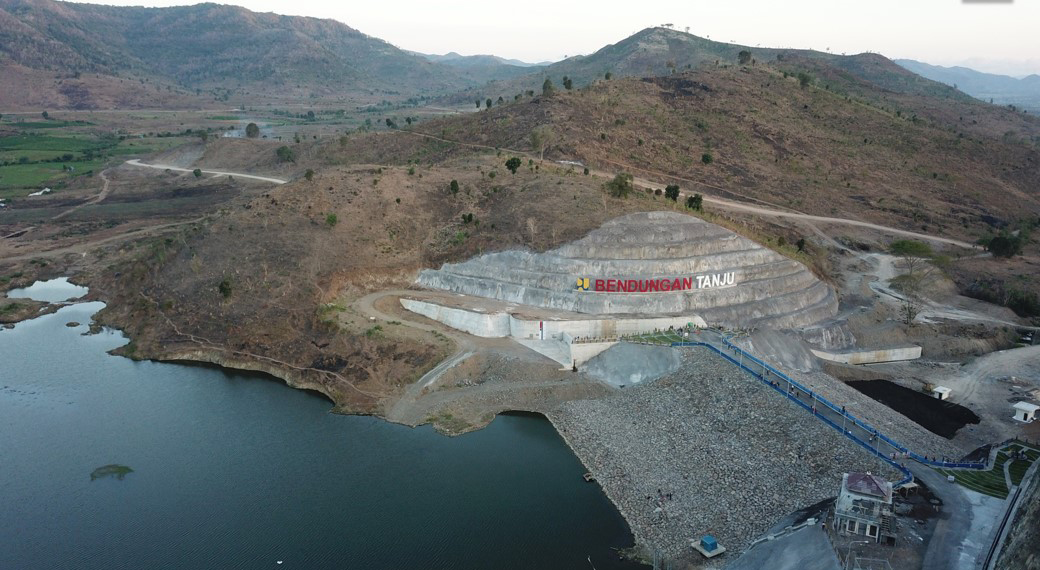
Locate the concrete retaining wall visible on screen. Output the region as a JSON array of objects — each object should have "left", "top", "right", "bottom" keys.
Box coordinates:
[
  {"left": 400, "top": 299, "right": 510, "bottom": 337},
  {"left": 811, "top": 346, "right": 922, "bottom": 365}
]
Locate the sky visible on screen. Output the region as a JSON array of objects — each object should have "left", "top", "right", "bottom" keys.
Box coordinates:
[{"left": 67, "top": 0, "right": 1040, "bottom": 76}]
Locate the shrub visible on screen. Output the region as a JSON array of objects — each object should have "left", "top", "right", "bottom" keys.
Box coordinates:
[
  {"left": 304, "top": 169, "right": 314, "bottom": 181},
  {"left": 701, "top": 153, "right": 713, "bottom": 164},
  {"left": 605, "top": 173, "right": 634, "bottom": 198},
  {"left": 276, "top": 146, "right": 296, "bottom": 163},
  {"left": 326, "top": 213, "right": 338, "bottom": 227},
  {"left": 193, "top": 168, "right": 202, "bottom": 178}
]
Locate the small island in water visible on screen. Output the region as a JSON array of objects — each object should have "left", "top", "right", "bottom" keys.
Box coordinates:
[{"left": 90, "top": 465, "right": 134, "bottom": 481}]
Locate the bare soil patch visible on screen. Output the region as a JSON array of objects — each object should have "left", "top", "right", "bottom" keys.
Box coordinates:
[{"left": 848, "top": 379, "right": 980, "bottom": 439}]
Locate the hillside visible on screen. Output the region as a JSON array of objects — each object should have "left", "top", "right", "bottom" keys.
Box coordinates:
[
  {"left": 364, "top": 66, "right": 1040, "bottom": 244},
  {"left": 896, "top": 59, "right": 1040, "bottom": 112},
  {"left": 451, "top": 28, "right": 978, "bottom": 107},
  {"left": 0, "top": 0, "right": 487, "bottom": 109}
]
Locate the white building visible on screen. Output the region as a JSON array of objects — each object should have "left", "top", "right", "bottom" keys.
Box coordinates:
[
  {"left": 835, "top": 473, "right": 895, "bottom": 543},
  {"left": 931, "top": 386, "right": 951, "bottom": 400},
  {"left": 1012, "top": 402, "right": 1039, "bottom": 423}
]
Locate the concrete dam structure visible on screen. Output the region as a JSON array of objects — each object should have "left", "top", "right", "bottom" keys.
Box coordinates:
[{"left": 416, "top": 212, "right": 837, "bottom": 330}]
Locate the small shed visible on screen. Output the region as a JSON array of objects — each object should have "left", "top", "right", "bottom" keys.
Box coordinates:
[
  {"left": 1012, "top": 402, "right": 1039, "bottom": 423},
  {"left": 931, "top": 386, "right": 952, "bottom": 400},
  {"left": 692, "top": 535, "right": 726, "bottom": 558}
]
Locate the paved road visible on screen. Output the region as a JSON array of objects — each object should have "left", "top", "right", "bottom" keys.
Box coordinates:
[
  {"left": 124, "top": 159, "right": 287, "bottom": 184},
  {"left": 401, "top": 130, "right": 975, "bottom": 249}
]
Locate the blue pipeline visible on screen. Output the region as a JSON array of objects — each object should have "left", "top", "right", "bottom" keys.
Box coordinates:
[{"left": 669, "top": 338, "right": 985, "bottom": 485}]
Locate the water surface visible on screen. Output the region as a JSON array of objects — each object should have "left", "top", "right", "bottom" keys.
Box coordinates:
[{"left": 0, "top": 301, "right": 641, "bottom": 569}]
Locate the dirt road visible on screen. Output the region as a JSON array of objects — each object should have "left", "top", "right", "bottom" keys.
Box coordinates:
[
  {"left": 401, "top": 130, "right": 975, "bottom": 249},
  {"left": 125, "top": 159, "right": 287, "bottom": 184},
  {"left": 51, "top": 169, "right": 112, "bottom": 220}
]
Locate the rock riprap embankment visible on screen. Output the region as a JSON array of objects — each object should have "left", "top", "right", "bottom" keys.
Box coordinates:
[
  {"left": 417, "top": 212, "right": 837, "bottom": 329},
  {"left": 548, "top": 347, "right": 900, "bottom": 562}
]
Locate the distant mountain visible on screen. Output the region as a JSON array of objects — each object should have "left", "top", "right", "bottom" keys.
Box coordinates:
[
  {"left": 412, "top": 51, "right": 547, "bottom": 82},
  {"left": 453, "top": 27, "right": 976, "bottom": 108},
  {"left": 895, "top": 60, "right": 1040, "bottom": 111},
  {"left": 421, "top": 52, "right": 550, "bottom": 68},
  {"left": 0, "top": 0, "right": 483, "bottom": 108}
]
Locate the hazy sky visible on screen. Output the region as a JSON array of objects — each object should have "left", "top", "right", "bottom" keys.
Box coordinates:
[{"left": 68, "top": 0, "right": 1040, "bottom": 76}]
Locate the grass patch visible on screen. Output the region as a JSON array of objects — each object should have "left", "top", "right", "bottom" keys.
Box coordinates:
[{"left": 935, "top": 467, "right": 1008, "bottom": 499}]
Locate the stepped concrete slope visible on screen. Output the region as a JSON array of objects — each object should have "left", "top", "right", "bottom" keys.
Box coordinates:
[{"left": 417, "top": 212, "right": 837, "bottom": 329}]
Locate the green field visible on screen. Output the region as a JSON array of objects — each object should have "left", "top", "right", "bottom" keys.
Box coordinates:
[
  {"left": 0, "top": 132, "right": 191, "bottom": 199},
  {"left": 0, "top": 134, "right": 109, "bottom": 153},
  {"left": 5, "top": 120, "right": 93, "bottom": 129}
]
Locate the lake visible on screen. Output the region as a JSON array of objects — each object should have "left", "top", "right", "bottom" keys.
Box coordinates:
[{"left": 0, "top": 283, "right": 641, "bottom": 569}]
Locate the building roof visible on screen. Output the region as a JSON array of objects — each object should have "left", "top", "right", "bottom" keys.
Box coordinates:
[
  {"left": 1012, "top": 402, "right": 1039, "bottom": 412},
  {"left": 932, "top": 386, "right": 951, "bottom": 394},
  {"left": 845, "top": 473, "right": 892, "bottom": 501}
]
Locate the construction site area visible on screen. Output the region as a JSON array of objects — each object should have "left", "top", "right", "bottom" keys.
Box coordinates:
[{"left": 357, "top": 210, "right": 1040, "bottom": 570}]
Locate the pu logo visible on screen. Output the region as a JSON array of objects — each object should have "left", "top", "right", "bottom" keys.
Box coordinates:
[{"left": 576, "top": 277, "right": 591, "bottom": 291}]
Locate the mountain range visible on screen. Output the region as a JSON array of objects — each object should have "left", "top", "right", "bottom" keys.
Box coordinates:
[{"left": 895, "top": 59, "right": 1040, "bottom": 111}]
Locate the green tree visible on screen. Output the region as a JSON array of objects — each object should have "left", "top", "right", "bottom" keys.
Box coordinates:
[
  {"left": 583, "top": 167, "right": 590, "bottom": 176},
  {"left": 304, "top": 169, "right": 314, "bottom": 181},
  {"left": 738, "top": 50, "right": 752, "bottom": 65},
  {"left": 665, "top": 185, "right": 680, "bottom": 201},
  {"left": 218, "top": 279, "right": 232, "bottom": 298},
  {"left": 505, "top": 157, "right": 522, "bottom": 174},
  {"left": 701, "top": 153, "right": 713, "bottom": 164},
  {"left": 476, "top": 99, "right": 482, "bottom": 109},
  {"left": 686, "top": 193, "right": 703, "bottom": 211},
  {"left": 486, "top": 98, "right": 492, "bottom": 109},
  {"left": 276, "top": 146, "right": 296, "bottom": 163},
  {"left": 450, "top": 179, "right": 459, "bottom": 194},
  {"left": 797, "top": 71, "right": 813, "bottom": 88},
  {"left": 385, "top": 118, "right": 398, "bottom": 129},
  {"left": 306, "top": 110, "right": 315, "bottom": 120},
  {"left": 986, "top": 233, "right": 1025, "bottom": 258},
  {"left": 245, "top": 123, "right": 260, "bottom": 138},
  {"left": 405, "top": 117, "right": 413, "bottom": 125},
  {"left": 563, "top": 76, "right": 573, "bottom": 90},
  {"left": 796, "top": 238, "right": 806, "bottom": 252},
  {"left": 605, "top": 173, "right": 634, "bottom": 198},
  {"left": 41, "top": 111, "right": 49, "bottom": 119},
  {"left": 193, "top": 168, "right": 202, "bottom": 178},
  {"left": 889, "top": 240, "right": 933, "bottom": 276},
  {"left": 604, "top": 72, "right": 612, "bottom": 80},
  {"left": 542, "top": 78, "right": 555, "bottom": 97}
]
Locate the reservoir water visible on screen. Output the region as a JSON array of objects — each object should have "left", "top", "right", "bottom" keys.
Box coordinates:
[{"left": 0, "top": 289, "right": 641, "bottom": 569}]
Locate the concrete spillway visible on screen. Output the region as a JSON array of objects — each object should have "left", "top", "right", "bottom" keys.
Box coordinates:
[{"left": 417, "top": 212, "right": 837, "bottom": 330}]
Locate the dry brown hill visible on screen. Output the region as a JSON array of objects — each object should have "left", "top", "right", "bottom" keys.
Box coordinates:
[
  {"left": 403, "top": 65, "right": 1040, "bottom": 243},
  {"left": 0, "top": 0, "right": 499, "bottom": 109}
]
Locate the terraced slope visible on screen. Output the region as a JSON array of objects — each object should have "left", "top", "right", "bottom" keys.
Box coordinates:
[{"left": 417, "top": 212, "right": 837, "bottom": 329}]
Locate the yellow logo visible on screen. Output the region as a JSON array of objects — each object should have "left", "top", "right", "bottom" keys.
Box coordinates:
[{"left": 576, "top": 277, "right": 590, "bottom": 291}]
